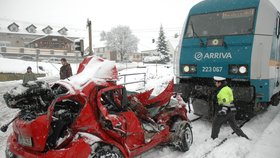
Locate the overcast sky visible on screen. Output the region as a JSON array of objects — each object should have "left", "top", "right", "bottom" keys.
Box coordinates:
[
  {"left": 0, "top": 0, "right": 204, "bottom": 50},
  {"left": 0, "top": 0, "right": 280, "bottom": 50},
  {"left": 0, "top": 0, "right": 202, "bottom": 32}
]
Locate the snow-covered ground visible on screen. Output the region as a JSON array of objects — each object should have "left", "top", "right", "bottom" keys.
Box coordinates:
[
  {"left": 139, "top": 105, "right": 280, "bottom": 158},
  {"left": 0, "top": 58, "right": 280, "bottom": 158},
  {"left": 0, "top": 57, "right": 80, "bottom": 77}
]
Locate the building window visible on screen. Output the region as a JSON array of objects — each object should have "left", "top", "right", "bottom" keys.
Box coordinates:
[
  {"left": 0, "top": 41, "right": 11, "bottom": 47},
  {"left": 45, "top": 29, "right": 51, "bottom": 34},
  {"left": 8, "top": 23, "right": 19, "bottom": 32},
  {"left": 59, "top": 30, "right": 66, "bottom": 35},
  {"left": 29, "top": 28, "right": 36, "bottom": 33},
  {"left": 43, "top": 26, "right": 53, "bottom": 34},
  {"left": 11, "top": 26, "right": 18, "bottom": 32},
  {"left": 58, "top": 27, "right": 68, "bottom": 35},
  {"left": 26, "top": 25, "right": 37, "bottom": 33}
]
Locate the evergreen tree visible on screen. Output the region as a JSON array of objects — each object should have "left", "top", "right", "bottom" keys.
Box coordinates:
[{"left": 156, "top": 25, "right": 170, "bottom": 63}]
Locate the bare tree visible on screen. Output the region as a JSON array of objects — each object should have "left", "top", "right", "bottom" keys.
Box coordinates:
[{"left": 101, "top": 26, "right": 139, "bottom": 61}]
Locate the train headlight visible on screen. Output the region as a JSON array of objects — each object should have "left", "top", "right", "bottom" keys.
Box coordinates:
[
  {"left": 182, "top": 64, "right": 197, "bottom": 74},
  {"left": 239, "top": 66, "right": 247, "bottom": 74},
  {"left": 183, "top": 65, "right": 190, "bottom": 73},
  {"left": 230, "top": 65, "right": 239, "bottom": 74},
  {"left": 190, "top": 66, "right": 196, "bottom": 72},
  {"left": 229, "top": 64, "right": 248, "bottom": 75}
]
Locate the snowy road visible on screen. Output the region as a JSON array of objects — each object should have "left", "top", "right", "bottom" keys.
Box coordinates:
[
  {"left": 139, "top": 105, "right": 280, "bottom": 158},
  {"left": 0, "top": 81, "right": 20, "bottom": 157},
  {"left": 1, "top": 78, "right": 280, "bottom": 158}
]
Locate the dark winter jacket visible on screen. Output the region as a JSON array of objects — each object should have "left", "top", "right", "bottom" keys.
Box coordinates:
[
  {"left": 23, "top": 72, "right": 37, "bottom": 84},
  {"left": 60, "top": 63, "right": 73, "bottom": 79},
  {"left": 213, "top": 85, "right": 225, "bottom": 105}
]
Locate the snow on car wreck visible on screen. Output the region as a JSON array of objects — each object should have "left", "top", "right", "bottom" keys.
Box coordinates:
[{"left": 2, "top": 56, "right": 193, "bottom": 158}]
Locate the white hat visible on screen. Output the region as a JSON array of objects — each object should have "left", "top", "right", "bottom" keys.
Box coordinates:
[{"left": 213, "top": 76, "right": 226, "bottom": 81}]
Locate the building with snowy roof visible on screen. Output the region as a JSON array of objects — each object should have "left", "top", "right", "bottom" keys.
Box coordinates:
[{"left": 0, "top": 19, "right": 84, "bottom": 60}]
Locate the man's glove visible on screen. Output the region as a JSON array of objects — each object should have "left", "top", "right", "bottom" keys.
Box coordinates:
[
  {"left": 218, "top": 106, "right": 228, "bottom": 115},
  {"left": 218, "top": 109, "right": 227, "bottom": 115}
]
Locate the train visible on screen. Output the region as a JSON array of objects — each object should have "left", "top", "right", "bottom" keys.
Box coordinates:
[{"left": 174, "top": 0, "right": 280, "bottom": 119}]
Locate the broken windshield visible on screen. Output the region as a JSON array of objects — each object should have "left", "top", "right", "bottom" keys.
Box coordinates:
[{"left": 185, "top": 8, "right": 255, "bottom": 38}]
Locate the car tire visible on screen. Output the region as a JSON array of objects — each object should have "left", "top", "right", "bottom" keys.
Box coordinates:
[
  {"left": 178, "top": 123, "right": 193, "bottom": 152},
  {"left": 90, "top": 142, "right": 124, "bottom": 158}
]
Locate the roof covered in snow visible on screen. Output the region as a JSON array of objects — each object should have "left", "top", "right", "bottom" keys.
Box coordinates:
[{"left": 0, "top": 18, "right": 85, "bottom": 38}]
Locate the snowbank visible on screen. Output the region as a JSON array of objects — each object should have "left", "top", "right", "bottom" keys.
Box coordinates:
[
  {"left": 0, "top": 58, "right": 79, "bottom": 77},
  {"left": 247, "top": 108, "right": 280, "bottom": 158}
]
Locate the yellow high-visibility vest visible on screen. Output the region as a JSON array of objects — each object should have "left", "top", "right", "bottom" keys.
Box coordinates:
[{"left": 217, "top": 86, "right": 234, "bottom": 106}]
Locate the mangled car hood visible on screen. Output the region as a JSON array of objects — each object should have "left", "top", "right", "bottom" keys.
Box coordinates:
[{"left": 56, "top": 56, "right": 118, "bottom": 94}]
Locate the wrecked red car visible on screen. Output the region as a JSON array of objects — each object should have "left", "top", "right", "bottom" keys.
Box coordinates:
[{"left": 2, "top": 56, "right": 193, "bottom": 158}]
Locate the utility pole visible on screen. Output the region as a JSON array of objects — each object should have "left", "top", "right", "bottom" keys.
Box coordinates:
[{"left": 87, "top": 19, "right": 93, "bottom": 55}]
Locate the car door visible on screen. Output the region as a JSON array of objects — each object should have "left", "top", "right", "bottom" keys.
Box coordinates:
[{"left": 97, "top": 85, "right": 145, "bottom": 150}]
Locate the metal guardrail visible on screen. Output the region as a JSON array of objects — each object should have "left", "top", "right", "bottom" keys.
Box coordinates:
[{"left": 119, "top": 72, "right": 146, "bottom": 87}]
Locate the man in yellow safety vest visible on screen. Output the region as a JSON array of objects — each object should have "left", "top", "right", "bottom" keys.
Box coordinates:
[{"left": 211, "top": 76, "right": 249, "bottom": 140}]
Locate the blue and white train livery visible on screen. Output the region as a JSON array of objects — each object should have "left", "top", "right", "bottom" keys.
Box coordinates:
[{"left": 174, "top": 0, "right": 280, "bottom": 119}]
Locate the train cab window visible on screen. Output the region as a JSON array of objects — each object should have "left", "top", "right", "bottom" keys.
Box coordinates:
[{"left": 185, "top": 8, "right": 255, "bottom": 38}]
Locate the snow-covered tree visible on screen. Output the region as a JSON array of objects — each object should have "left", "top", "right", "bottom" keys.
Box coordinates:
[
  {"left": 156, "top": 25, "right": 170, "bottom": 63},
  {"left": 100, "top": 31, "right": 106, "bottom": 41},
  {"left": 101, "top": 26, "right": 139, "bottom": 61}
]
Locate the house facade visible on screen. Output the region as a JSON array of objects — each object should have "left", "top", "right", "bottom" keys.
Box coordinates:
[
  {"left": 94, "top": 46, "right": 116, "bottom": 60},
  {"left": 28, "top": 35, "right": 73, "bottom": 52},
  {"left": 94, "top": 46, "right": 142, "bottom": 62},
  {"left": 0, "top": 19, "right": 83, "bottom": 59}
]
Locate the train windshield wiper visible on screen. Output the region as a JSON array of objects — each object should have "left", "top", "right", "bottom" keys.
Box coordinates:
[{"left": 191, "top": 21, "right": 205, "bottom": 47}]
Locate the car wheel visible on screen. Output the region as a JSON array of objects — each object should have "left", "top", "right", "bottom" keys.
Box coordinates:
[
  {"left": 178, "top": 123, "right": 193, "bottom": 152},
  {"left": 90, "top": 142, "right": 124, "bottom": 158}
]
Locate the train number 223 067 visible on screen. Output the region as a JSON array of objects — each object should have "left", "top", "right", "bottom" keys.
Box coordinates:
[{"left": 202, "top": 67, "right": 223, "bottom": 72}]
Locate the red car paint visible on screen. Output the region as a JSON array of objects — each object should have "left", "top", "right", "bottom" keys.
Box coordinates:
[{"left": 5, "top": 56, "right": 192, "bottom": 158}]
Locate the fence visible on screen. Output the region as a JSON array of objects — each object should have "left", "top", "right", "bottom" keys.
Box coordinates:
[
  {"left": 0, "top": 46, "right": 78, "bottom": 58},
  {"left": 119, "top": 72, "right": 146, "bottom": 87}
]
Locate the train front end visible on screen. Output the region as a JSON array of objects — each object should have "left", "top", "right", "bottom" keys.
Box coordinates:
[{"left": 174, "top": 0, "right": 278, "bottom": 119}]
